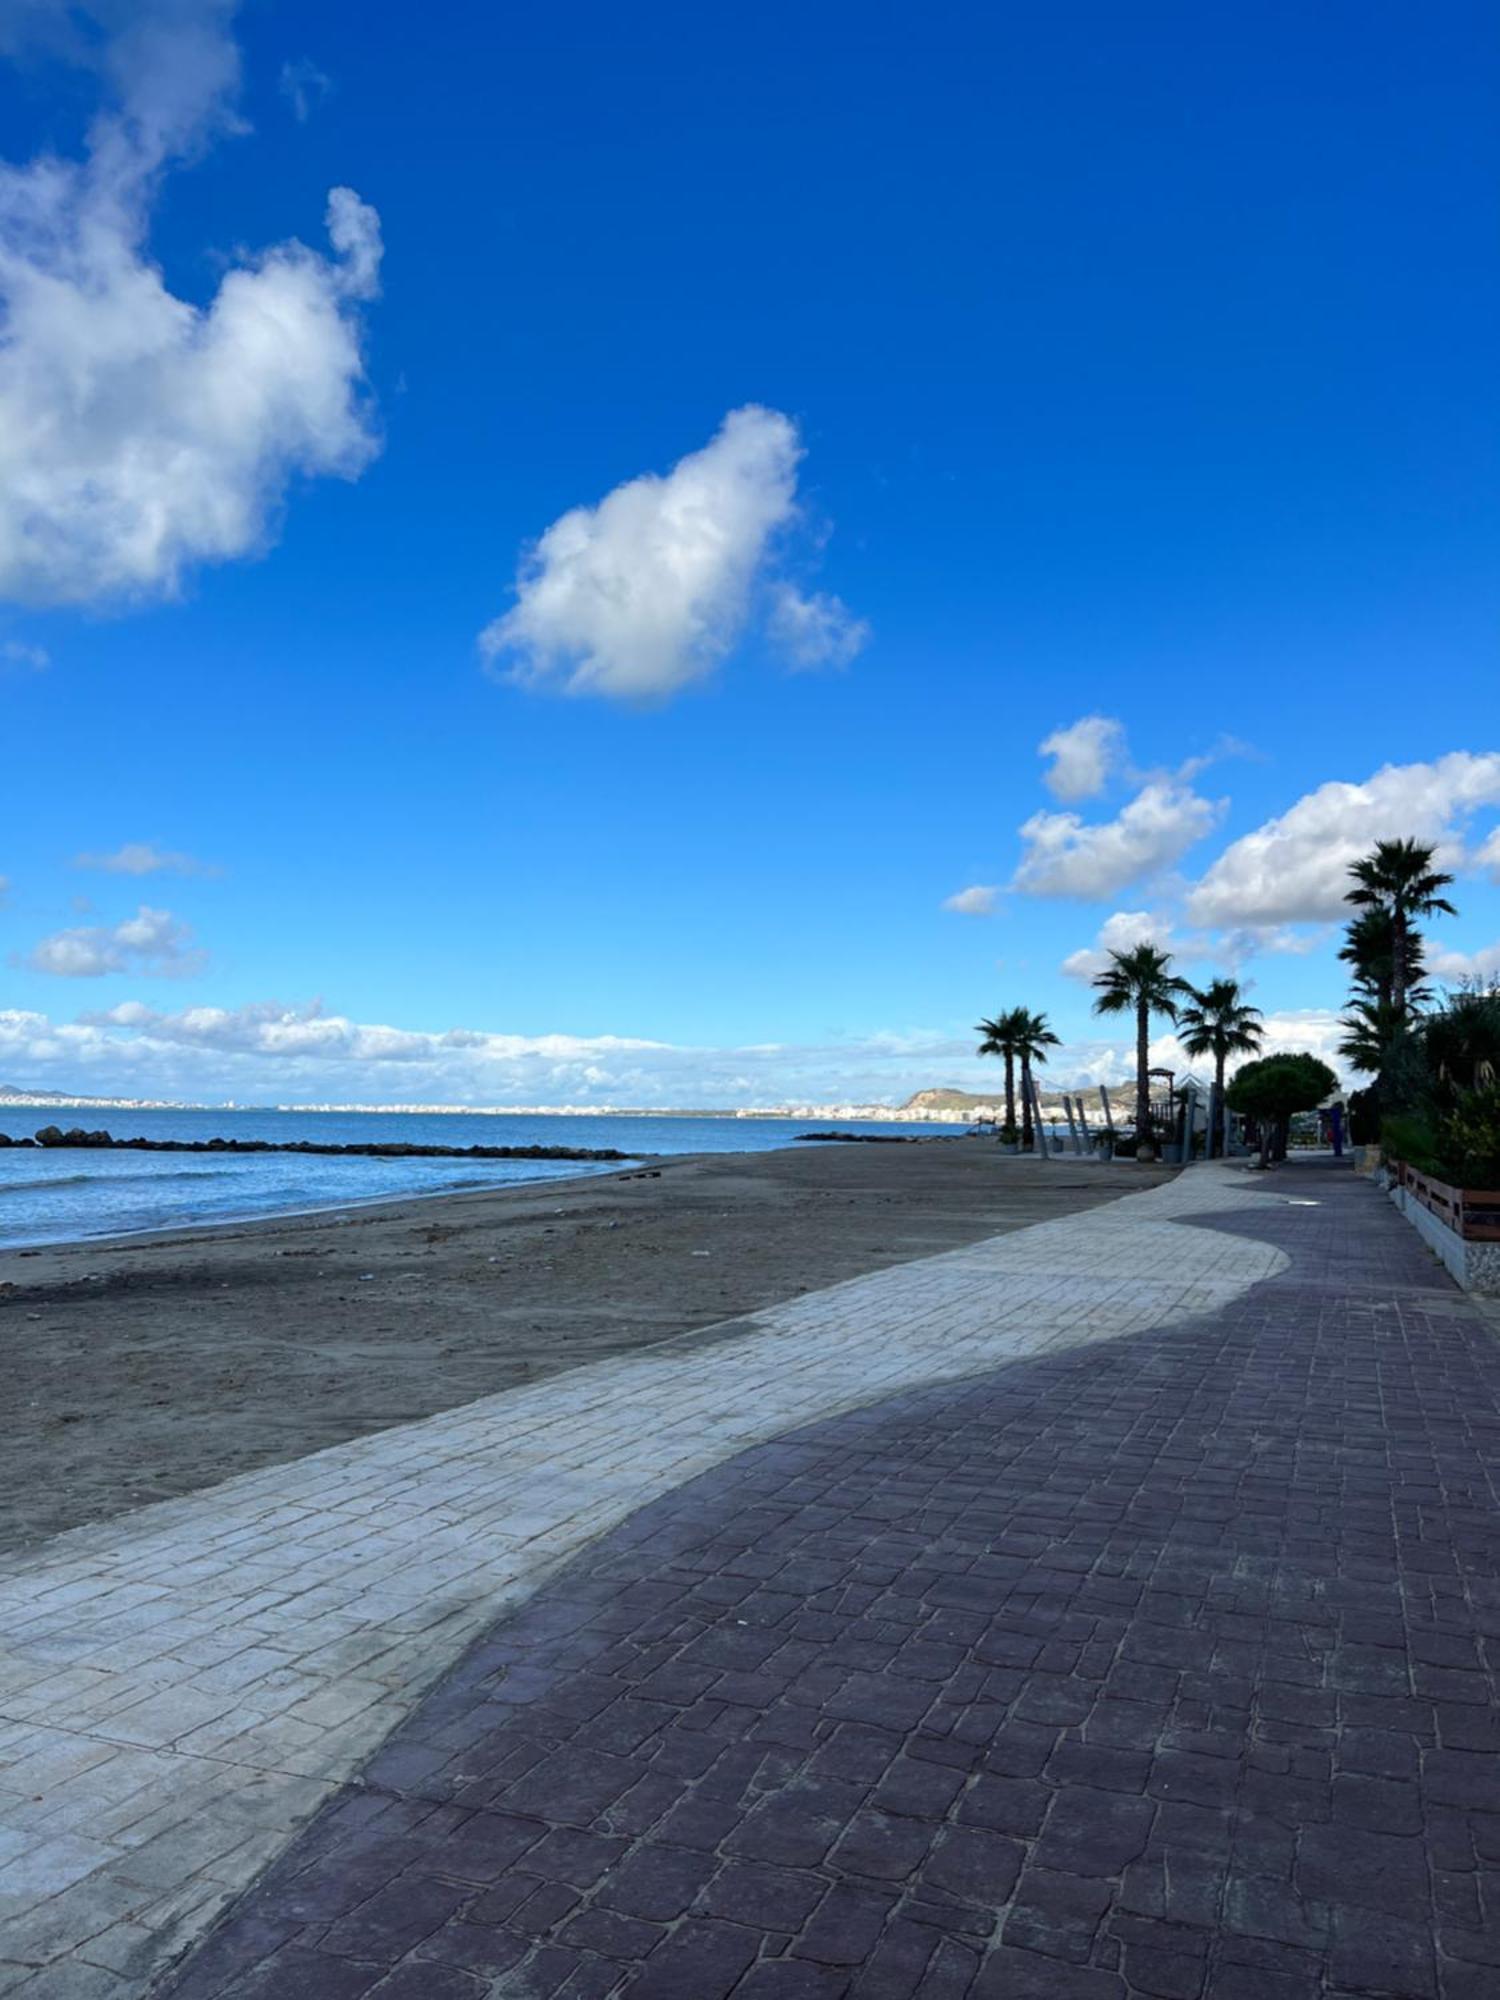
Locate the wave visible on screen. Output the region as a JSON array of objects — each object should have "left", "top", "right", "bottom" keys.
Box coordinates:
[{"left": 0, "top": 1166, "right": 245, "bottom": 1195}]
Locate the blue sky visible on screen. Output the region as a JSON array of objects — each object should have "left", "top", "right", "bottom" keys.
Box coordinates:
[{"left": 1, "top": 0, "right": 1497, "bottom": 1107}]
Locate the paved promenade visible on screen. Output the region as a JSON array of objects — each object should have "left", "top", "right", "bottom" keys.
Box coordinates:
[
  {"left": 9, "top": 1159, "right": 1500, "bottom": 1996},
  {"left": 0, "top": 1163, "right": 1280, "bottom": 1995}
]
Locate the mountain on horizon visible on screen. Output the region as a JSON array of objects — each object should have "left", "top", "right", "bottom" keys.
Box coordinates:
[{"left": 0, "top": 1083, "right": 119, "bottom": 1105}]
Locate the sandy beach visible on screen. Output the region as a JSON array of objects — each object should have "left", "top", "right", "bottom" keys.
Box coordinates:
[{"left": 0, "top": 1141, "right": 1171, "bottom": 1554}]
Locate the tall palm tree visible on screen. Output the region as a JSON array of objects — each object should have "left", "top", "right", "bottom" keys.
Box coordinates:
[
  {"left": 1345, "top": 839, "right": 1454, "bottom": 1017},
  {"left": 1338, "top": 908, "right": 1431, "bottom": 1016},
  {"left": 1177, "top": 977, "right": 1264, "bottom": 1156},
  {"left": 1338, "top": 995, "right": 1408, "bottom": 1078},
  {"left": 1091, "top": 942, "right": 1190, "bottom": 1162},
  {"left": 1014, "top": 1008, "right": 1060, "bottom": 1149},
  {"left": 975, "top": 1011, "right": 1021, "bottom": 1133}
]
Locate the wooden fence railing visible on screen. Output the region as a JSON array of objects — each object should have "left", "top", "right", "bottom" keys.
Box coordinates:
[{"left": 1392, "top": 1162, "right": 1500, "bottom": 1243}]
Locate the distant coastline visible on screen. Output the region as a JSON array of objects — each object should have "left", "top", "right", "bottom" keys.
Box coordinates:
[{"left": 0, "top": 1082, "right": 1133, "bottom": 1123}]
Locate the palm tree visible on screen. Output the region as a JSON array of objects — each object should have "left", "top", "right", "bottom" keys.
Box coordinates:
[
  {"left": 975, "top": 1011, "right": 1021, "bottom": 1134},
  {"left": 1338, "top": 908, "right": 1431, "bottom": 1017},
  {"left": 1345, "top": 839, "right": 1454, "bottom": 1017},
  {"left": 1013, "top": 1008, "right": 1060, "bottom": 1149},
  {"left": 1092, "top": 942, "right": 1191, "bottom": 1162},
  {"left": 1338, "top": 995, "right": 1408, "bottom": 1078},
  {"left": 1177, "top": 977, "right": 1264, "bottom": 1156}
]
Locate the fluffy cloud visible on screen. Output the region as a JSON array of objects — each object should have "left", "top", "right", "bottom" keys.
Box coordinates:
[
  {"left": 766, "top": 583, "right": 869, "bottom": 669},
  {"left": 1430, "top": 942, "right": 1500, "bottom": 985},
  {"left": 74, "top": 841, "right": 214, "bottom": 877},
  {"left": 1184, "top": 753, "right": 1500, "bottom": 929},
  {"left": 87, "top": 998, "right": 666, "bottom": 1064},
  {"left": 1475, "top": 827, "right": 1500, "bottom": 883},
  {"left": 0, "top": 1, "right": 381, "bottom": 607},
  {"left": 1013, "top": 782, "right": 1222, "bottom": 901},
  {"left": 27, "top": 905, "right": 203, "bottom": 977},
  {"left": 943, "top": 884, "right": 1000, "bottom": 916},
  {"left": 1061, "top": 910, "right": 1180, "bottom": 981},
  {"left": 0, "top": 993, "right": 1199, "bottom": 1112},
  {"left": 480, "top": 407, "right": 863, "bottom": 700},
  {"left": 1039, "top": 716, "right": 1127, "bottom": 802}
]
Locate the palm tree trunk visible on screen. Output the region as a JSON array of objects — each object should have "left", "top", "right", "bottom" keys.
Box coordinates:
[
  {"left": 1213, "top": 1053, "right": 1226, "bottom": 1159},
  {"left": 1004, "top": 1052, "right": 1016, "bottom": 1134},
  {"left": 1392, "top": 910, "right": 1408, "bottom": 1017},
  {"left": 1020, "top": 1055, "right": 1033, "bottom": 1149},
  {"left": 1135, "top": 999, "right": 1154, "bottom": 1162}
]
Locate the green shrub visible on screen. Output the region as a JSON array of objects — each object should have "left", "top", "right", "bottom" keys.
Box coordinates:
[
  {"left": 1381, "top": 1112, "right": 1443, "bottom": 1175},
  {"left": 1437, "top": 1086, "right": 1500, "bottom": 1188}
]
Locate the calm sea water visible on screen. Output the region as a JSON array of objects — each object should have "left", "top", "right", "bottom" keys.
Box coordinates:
[{"left": 0, "top": 1107, "right": 959, "bottom": 1249}]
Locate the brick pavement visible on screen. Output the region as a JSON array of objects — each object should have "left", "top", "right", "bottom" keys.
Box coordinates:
[
  {"left": 150, "top": 1162, "right": 1500, "bottom": 1998},
  {"left": 0, "top": 1164, "right": 1286, "bottom": 1995}
]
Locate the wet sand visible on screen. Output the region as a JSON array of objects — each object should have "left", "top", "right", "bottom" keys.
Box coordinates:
[{"left": 0, "top": 1142, "right": 1173, "bottom": 1554}]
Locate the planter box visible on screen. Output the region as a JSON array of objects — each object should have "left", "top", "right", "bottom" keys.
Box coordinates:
[{"left": 1387, "top": 1161, "right": 1500, "bottom": 1296}]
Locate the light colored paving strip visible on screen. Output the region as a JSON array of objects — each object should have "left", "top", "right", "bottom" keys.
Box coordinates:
[{"left": 0, "top": 1165, "right": 1286, "bottom": 1995}]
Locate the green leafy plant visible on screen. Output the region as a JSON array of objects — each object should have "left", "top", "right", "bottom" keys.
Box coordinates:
[
  {"left": 1436, "top": 1086, "right": 1500, "bottom": 1189},
  {"left": 1379, "top": 1111, "right": 1443, "bottom": 1177},
  {"left": 1226, "top": 1052, "right": 1338, "bottom": 1168}
]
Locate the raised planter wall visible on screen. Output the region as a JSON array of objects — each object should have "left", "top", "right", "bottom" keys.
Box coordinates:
[{"left": 1387, "top": 1161, "right": 1500, "bottom": 1297}]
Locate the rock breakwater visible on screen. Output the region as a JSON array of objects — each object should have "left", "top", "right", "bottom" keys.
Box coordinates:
[{"left": 3, "top": 1126, "right": 633, "bottom": 1163}]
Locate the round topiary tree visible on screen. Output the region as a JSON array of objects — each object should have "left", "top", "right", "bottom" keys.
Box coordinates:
[{"left": 1226, "top": 1053, "right": 1339, "bottom": 1169}]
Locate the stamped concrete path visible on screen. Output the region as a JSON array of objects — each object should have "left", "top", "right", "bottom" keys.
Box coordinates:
[
  {"left": 1, "top": 1163, "right": 1275, "bottom": 1995},
  {"left": 8, "top": 1162, "right": 1500, "bottom": 1997}
]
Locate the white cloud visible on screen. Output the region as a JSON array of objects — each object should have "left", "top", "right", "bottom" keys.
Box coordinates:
[
  {"left": 480, "top": 406, "right": 862, "bottom": 701},
  {"left": 1061, "top": 910, "right": 1176, "bottom": 982},
  {"left": 1474, "top": 826, "right": 1500, "bottom": 883},
  {"left": 1184, "top": 753, "right": 1500, "bottom": 929},
  {"left": 279, "top": 56, "right": 331, "bottom": 122},
  {"left": 766, "top": 583, "right": 869, "bottom": 669},
  {"left": 26, "top": 904, "right": 203, "bottom": 977},
  {"left": 0, "top": 639, "right": 49, "bottom": 672},
  {"left": 0, "top": 2, "right": 381, "bottom": 607},
  {"left": 943, "top": 884, "right": 1000, "bottom": 916},
  {"left": 1039, "top": 716, "right": 1127, "bottom": 802},
  {"left": 1013, "top": 782, "right": 1222, "bottom": 901},
  {"left": 1061, "top": 909, "right": 1323, "bottom": 984},
  {"left": 1430, "top": 942, "right": 1500, "bottom": 985},
  {"left": 0, "top": 994, "right": 1190, "bottom": 1112},
  {"left": 74, "top": 841, "right": 215, "bottom": 877}
]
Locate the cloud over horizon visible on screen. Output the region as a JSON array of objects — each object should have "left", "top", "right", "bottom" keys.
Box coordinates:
[
  {"left": 1013, "top": 781, "right": 1223, "bottom": 901},
  {"left": 0, "top": 0, "right": 382, "bottom": 607},
  {"left": 1183, "top": 753, "right": 1500, "bottom": 929},
  {"left": 479, "top": 406, "right": 866, "bottom": 700},
  {"left": 27, "top": 905, "right": 204, "bottom": 978},
  {"left": 0, "top": 990, "right": 1329, "bottom": 1110}
]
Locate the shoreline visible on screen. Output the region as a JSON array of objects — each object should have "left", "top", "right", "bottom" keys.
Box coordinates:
[
  {"left": 0, "top": 1143, "right": 1172, "bottom": 1554},
  {"left": 0, "top": 1153, "right": 655, "bottom": 1256}
]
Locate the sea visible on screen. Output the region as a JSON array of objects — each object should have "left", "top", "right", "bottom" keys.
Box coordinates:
[{"left": 0, "top": 1107, "right": 959, "bottom": 1250}]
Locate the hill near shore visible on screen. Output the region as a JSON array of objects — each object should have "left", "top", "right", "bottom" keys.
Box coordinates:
[{"left": 902, "top": 1084, "right": 1134, "bottom": 1116}]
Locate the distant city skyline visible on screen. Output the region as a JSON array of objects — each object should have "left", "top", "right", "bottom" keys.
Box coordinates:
[{"left": 2, "top": 1, "right": 1496, "bottom": 1107}]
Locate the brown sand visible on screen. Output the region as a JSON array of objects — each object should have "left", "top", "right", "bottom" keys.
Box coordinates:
[{"left": 0, "top": 1142, "right": 1173, "bottom": 1554}]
